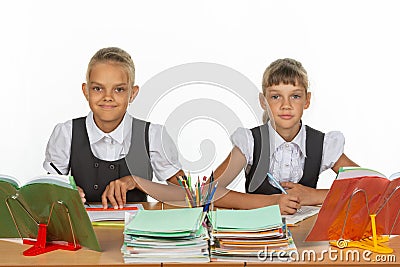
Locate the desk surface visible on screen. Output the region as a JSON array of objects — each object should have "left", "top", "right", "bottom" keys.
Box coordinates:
[{"left": 1, "top": 202, "right": 399, "bottom": 266}]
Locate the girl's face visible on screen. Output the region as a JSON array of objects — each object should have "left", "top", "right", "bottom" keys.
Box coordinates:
[
  {"left": 260, "top": 82, "right": 311, "bottom": 140},
  {"left": 82, "top": 62, "right": 138, "bottom": 133}
]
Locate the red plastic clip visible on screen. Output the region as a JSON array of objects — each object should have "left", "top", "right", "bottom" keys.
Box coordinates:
[{"left": 22, "top": 223, "right": 81, "bottom": 256}]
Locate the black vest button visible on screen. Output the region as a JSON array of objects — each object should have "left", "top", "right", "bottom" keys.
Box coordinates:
[
  {"left": 109, "top": 164, "right": 115, "bottom": 170},
  {"left": 94, "top": 163, "right": 99, "bottom": 168},
  {"left": 94, "top": 184, "right": 99, "bottom": 190}
]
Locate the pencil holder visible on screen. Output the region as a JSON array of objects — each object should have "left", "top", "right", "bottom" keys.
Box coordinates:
[{"left": 176, "top": 171, "right": 218, "bottom": 211}]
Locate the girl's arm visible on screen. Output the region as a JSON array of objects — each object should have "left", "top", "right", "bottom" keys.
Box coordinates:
[
  {"left": 282, "top": 153, "right": 359, "bottom": 206},
  {"left": 213, "top": 146, "right": 300, "bottom": 214},
  {"left": 280, "top": 183, "right": 328, "bottom": 206},
  {"left": 213, "top": 146, "right": 247, "bottom": 188},
  {"left": 165, "top": 170, "right": 186, "bottom": 186},
  {"left": 331, "top": 153, "right": 359, "bottom": 173},
  {"left": 103, "top": 170, "right": 187, "bottom": 209},
  {"left": 214, "top": 190, "right": 300, "bottom": 214}
]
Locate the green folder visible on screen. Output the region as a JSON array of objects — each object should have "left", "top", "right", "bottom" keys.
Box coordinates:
[
  {"left": 209, "top": 204, "right": 282, "bottom": 231},
  {"left": 0, "top": 174, "right": 101, "bottom": 252},
  {"left": 125, "top": 207, "right": 203, "bottom": 238}
]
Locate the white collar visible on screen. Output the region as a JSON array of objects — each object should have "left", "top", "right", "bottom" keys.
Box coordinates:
[
  {"left": 86, "top": 111, "right": 132, "bottom": 145},
  {"left": 267, "top": 120, "right": 307, "bottom": 157}
]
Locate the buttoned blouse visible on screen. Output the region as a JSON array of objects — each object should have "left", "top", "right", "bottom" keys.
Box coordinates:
[
  {"left": 43, "top": 111, "right": 181, "bottom": 181},
  {"left": 231, "top": 121, "right": 344, "bottom": 183}
]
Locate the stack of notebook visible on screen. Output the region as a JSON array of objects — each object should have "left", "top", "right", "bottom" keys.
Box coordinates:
[
  {"left": 121, "top": 207, "right": 210, "bottom": 263},
  {"left": 209, "top": 205, "right": 297, "bottom": 262}
]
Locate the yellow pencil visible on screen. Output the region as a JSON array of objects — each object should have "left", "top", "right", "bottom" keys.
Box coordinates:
[
  {"left": 91, "top": 221, "right": 124, "bottom": 227},
  {"left": 185, "top": 195, "right": 192, "bottom": 208}
]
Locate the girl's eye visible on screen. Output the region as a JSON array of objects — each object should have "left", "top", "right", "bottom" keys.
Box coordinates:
[
  {"left": 92, "top": 86, "right": 102, "bottom": 92},
  {"left": 115, "top": 87, "right": 125, "bottom": 93}
]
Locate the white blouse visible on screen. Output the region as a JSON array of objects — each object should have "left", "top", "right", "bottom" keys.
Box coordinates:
[
  {"left": 231, "top": 121, "right": 344, "bottom": 183},
  {"left": 43, "top": 111, "right": 181, "bottom": 181}
]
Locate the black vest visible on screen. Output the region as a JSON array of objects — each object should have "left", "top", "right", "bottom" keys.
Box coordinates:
[
  {"left": 245, "top": 124, "right": 324, "bottom": 195},
  {"left": 70, "top": 117, "right": 153, "bottom": 202}
]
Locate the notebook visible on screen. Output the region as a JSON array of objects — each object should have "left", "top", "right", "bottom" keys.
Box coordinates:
[
  {"left": 86, "top": 203, "right": 143, "bottom": 222},
  {"left": 209, "top": 204, "right": 283, "bottom": 231},
  {"left": 125, "top": 207, "right": 204, "bottom": 238}
]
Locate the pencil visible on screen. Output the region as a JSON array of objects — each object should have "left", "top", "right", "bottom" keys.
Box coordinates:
[
  {"left": 185, "top": 195, "right": 192, "bottom": 208},
  {"left": 197, "top": 176, "right": 201, "bottom": 205},
  {"left": 203, "top": 181, "right": 218, "bottom": 212},
  {"left": 92, "top": 221, "right": 124, "bottom": 227},
  {"left": 182, "top": 179, "right": 195, "bottom": 207},
  {"left": 187, "top": 171, "right": 192, "bottom": 190}
]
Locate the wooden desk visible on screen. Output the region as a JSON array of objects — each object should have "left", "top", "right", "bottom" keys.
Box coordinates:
[{"left": 0, "top": 202, "right": 399, "bottom": 266}]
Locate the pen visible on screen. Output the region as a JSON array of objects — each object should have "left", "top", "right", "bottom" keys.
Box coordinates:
[
  {"left": 267, "top": 173, "right": 302, "bottom": 213},
  {"left": 50, "top": 162, "right": 63, "bottom": 175},
  {"left": 267, "top": 173, "right": 288, "bottom": 194}
]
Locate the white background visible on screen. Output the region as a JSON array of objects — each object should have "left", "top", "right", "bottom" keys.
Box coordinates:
[{"left": 1, "top": 0, "right": 399, "bottom": 190}]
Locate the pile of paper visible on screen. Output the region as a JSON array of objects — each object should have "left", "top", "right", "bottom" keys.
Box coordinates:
[
  {"left": 121, "top": 207, "right": 209, "bottom": 263},
  {"left": 209, "top": 205, "right": 297, "bottom": 262},
  {"left": 86, "top": 203, "right": 143, "bottom": 222}
]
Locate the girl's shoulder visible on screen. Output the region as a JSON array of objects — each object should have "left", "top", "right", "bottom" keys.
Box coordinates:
[
  {"left": 230, "top": 127, "right": 254, "bottom": 165},
  {"left": 323, "top": 130, "right": 344, "bottom": 138},
  {"left": 323, "top": 130, "right": 345, "bottom": 147},
  {"left": 231, "top": 127, "right": 252, "bottom": 142},
  {"left": 52, "top": 119, "right": 73, "bottom": 136}
]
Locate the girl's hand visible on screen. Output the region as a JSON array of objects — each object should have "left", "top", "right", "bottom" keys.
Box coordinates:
[
  {"left": 277, "top": 194, "right": 301, "bottom": 215},
  {"left": 101, "top": 175, "right": 136, "bottom": 209},
  {"left": 77, "top": 186, "right": 86, "bottom": 204},
  {"left": 281, "top": 182, "right": 327, "bottom": 206}
]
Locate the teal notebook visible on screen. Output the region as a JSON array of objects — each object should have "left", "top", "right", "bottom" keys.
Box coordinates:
[
  {"left": 125, "top": 207, "right": 203, "bottom": 238},
  {"left": 209, "top": 204, "right": 282, "bottom": 231}
]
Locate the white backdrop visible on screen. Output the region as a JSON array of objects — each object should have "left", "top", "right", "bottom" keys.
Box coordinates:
[{"left": 1, "top": 0, "right": 399, "bottom": 190}]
